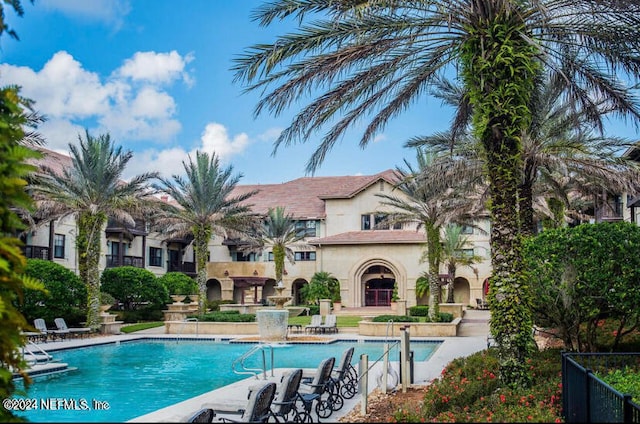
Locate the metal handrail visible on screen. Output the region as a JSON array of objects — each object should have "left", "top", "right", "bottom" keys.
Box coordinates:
[
  {"left": 176, "top": 317, "right": 199, "bottom": 340},
  {"left": 232, "top": 344, "right": 279, "bottom": 380},
  {"left": 22, "top": 340, "right": 53, "bottom": 364}
]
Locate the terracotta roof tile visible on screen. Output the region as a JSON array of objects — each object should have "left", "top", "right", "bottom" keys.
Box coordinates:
[{"left": 308, "top": 230, "right": 426, "bottom": 245}]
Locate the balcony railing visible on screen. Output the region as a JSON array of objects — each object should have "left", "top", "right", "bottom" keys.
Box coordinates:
[
  {"left": 167, "top": 261, "right": 196, "bottom": 275},
  {"left": 23, "top": 245, "right": 50, "bottom": 260},
  {"left": 106, "top": 255, "right": 144, "bottom": 268}
]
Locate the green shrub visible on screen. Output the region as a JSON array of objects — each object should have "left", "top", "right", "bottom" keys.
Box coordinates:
[
  {"left": 425, "top": 312, "right": 454, "bottom": 323},
  {"left": 205, "top": 299, "right": 234, "bottom": 312},
  {"left": 198, "top": 312, "right": 256, "bottom": 322},
  {"left": 21, "top": 259, "right": 87, "bottom": 325},
  {"left": 158, "top": 272, "right": 198, "bottom": 296},
  {"left": 409, "top": 305, "right": 429, "bottom": 317},
  {"left": 116, "top": 308, "right": 165, "bottom": 323},
  {"left": 372, "top": 315, "right": 418, "bottom": 323},
  {"left": 101, "top": 266, "right": 169, "bottom": 311},
  {"left": 600, "top": 367, "right": 640, "bottom": 403}
]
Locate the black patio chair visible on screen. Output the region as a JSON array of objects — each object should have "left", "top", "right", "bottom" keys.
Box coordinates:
[
  {"left": 268, "top": 368, "right": 303, "bottom": 422},
  {"left": 296, "top": 356, "right": 336, "bottom": 421}
]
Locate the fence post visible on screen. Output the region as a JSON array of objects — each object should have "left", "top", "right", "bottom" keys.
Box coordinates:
[
  {"left": 360, "top": 354, "right": 368, "bottom": 416},
  {"left": 585, "top": 369, "right": 592, "bottom": 423},
  {"left": 400, "top": 326, "right": 410, "bottom": 393},
  {"left": 382, "top": 342, "right": 389, "bottom": 394},
  {"left": 623, "top": 394, "right": 632, "bottom": 423}
]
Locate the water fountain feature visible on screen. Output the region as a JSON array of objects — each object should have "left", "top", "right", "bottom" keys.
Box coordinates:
[{"left": 257, "top": 281, "right": 291, "bottom": 342}]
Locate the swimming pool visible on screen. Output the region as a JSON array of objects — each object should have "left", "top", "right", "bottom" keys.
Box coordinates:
[{"left": 13, "top": 339, "right": 441, "bottom": 423}]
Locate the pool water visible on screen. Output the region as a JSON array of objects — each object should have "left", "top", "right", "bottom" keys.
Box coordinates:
[{"left": 14, "top": 339, "right": 441, "bottom": 422}]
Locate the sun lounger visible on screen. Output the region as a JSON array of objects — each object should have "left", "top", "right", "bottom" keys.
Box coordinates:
[
  {"left": 304, "top": 314, "right": 323, "bottom": 334},
  {"left": 54, "top": 317, "right": 91, "bottom": 338}
]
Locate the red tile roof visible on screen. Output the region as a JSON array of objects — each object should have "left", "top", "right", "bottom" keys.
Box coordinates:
[
  {"left": 308, "top": 230, "right": 426, "bottom": 245},
  {"left": 233, "top": 169, "right": 400, "bottom": 219}
]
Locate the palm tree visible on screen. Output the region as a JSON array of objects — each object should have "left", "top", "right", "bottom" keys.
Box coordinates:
[
  {"left": 29, "top": 130, "right": 158, "bottom": 329},
  {"left": 376, "top": 150, "right": 482, "bottom": 320},
  {"left": 440, "top": 224, "right": 483, "bottom": 303},
  {"left": 241, "top": 206, "right": 307, "bottom": 286},
  {"left": 153, "top": 151, "right": 258, "bottom": 314},
  {"left": 234, "top": 0, "right": 640, "bottom": 386}
]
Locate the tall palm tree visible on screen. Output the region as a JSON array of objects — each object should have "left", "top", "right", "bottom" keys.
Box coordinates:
[
  {"left": 29, "top": 130, "right": 158, "bottom": 329},
  {"left": 376, "top": 150, "right": 482, "bottom": 320},
  {"left": 153, "top": 151, "right": 258, "bottom": 314},
  {"left": 440, "top": 224, "right": 483, "bottom": 303},
  {"left": 241, "top": 206, "right": 307, "bottom": 286},
  {"left": 234, "top": 0, "right": 640, "bottom": 386}
]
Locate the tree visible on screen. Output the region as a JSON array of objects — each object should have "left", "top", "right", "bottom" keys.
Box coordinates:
[
  {"left": 100, "top": 266, "right": 168, "bottom": 312},
  {"left": 0, "top": 85, "right": 45, "bottom": 419},
  {"left": 28, "top": 130, "right": 158, "bottom": 329},
  {"left": 376, "top": 150, "right": 481, "bottom": 320},
  {"left": 235, "top": 0, "right": 640, "bottom": 387},
  {"left": 523, "top": 222, "right": 640, "bottom": 352},
  {"left": 242, "top": 206, "right": 307, "bottom": 286},
  {"left": 153, "top": 151, "right": 258, "bottom": 315},
  {"left": 300, "top": 271, "right": 338, "bottom": 305},
  {"left": 440, "top": 224, "right": 483, "bottom": 303},
  {"left": 158, "top": 272, "right": 198, "bottom": 296}
]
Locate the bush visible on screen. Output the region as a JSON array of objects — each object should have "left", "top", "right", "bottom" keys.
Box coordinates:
[
  {"left": 372, "top": 315, "right": 418, "bottom": 323},
  {"left": 599, "top": 367, "right": 640, "bottom": 403},
  {"left": 198, "top": 312, "right": 256, "bottom": 322},
  {"left": 116, "top": 309, "right": 165, "bottom": 323},
  {"left": 21, "top": 259, "right": 87, "bottom": 325},
  {"left": 425, "top": 312, "right": 454, "bottom": 323},
  {"left": 409, "top": 305, "right": 429, "bottom": 317},
  {"left": 158, "top": 272, "right": 198, "bottom": 296},
  {"left": 205, "top": 299, "right": 234, "bottom": 312},
  {"left": 101, "top": 266, "right": 169, "bottom": 311}
]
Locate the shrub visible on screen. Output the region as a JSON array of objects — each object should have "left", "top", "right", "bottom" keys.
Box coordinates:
[
  {"left": 205, "top": 299, "right": 234, "bottom": 312},
  {"left": 425, "top": 312, "right": 454, "bottom": 323},
  {"left": 198, "top": 312, "right": 256, "bottom": 322},
  {"left": 409, "top": 305, "right": 429, "bottom": 317},
  {"left": 599, "top": 367, "right": 640, "bottom": 403},
  {"left": 101, "top": 266, "right": 169, "bottom": 311},
  {"left": 21, "top": 259, "right": 87, "bottom": 325},
  {"left": 158, "top": 272, "right": 198, "bottom": 296},
  {"left": 372, "top": 315, "right": 418, "bottom": 323}
]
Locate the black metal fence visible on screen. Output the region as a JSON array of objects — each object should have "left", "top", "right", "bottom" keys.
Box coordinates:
[{"left": 562, "top": 352, "right": 640, "bottom": 423}]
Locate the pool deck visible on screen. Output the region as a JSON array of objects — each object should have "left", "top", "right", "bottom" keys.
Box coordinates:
[{"left": 24, "top": 310, "right": 490, "bottom": 422}]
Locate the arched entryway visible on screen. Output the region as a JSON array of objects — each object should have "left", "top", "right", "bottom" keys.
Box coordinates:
[
  {"left": 451, "top": 277, "right": 471, "bottom": 305},
  {"left": 350, "top": 259, "right": 404, "bottom": 307},
  {"left": 292, "top": 278, "right": 308, "bottom": 305},
  {"left": 206, "top": 279, "right": 222, "bottom": 301}
]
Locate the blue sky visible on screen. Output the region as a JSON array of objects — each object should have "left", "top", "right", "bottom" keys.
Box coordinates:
[{"left": 1, "top": 1, "right": 637, "bottom": 185}]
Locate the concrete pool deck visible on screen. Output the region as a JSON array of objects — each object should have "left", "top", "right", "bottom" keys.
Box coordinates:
[{"left": 24, "top": 310, "right": 490, "bottom": 422}]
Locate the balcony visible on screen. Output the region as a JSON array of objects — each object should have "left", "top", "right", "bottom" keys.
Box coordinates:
[
  {"left": 22, "top": 245, "right": 50, "bottom": 260},
  {"left": 106, "top": 255, "right": 144, "bottom": 268},
  {"left": 167, "top": 261, "right": 196, "bottom": 276}
]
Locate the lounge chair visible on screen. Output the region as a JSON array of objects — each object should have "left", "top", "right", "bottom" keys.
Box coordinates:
[
  {"left": 187, "top": 408, "right": 214, "bottom": 423},
  {"left": 55, "top": 317, "right": 91, "bottom": 338},
  {"left": 209, "top": 381, "right": 276, "bottom": 423},
  {"left": 476, "top": 298, "right": 489, "bottom": 310},
  {"left": 304, "top": 314, "right": 322, "bottom": 334},
  {"left": 34, "top": 318, "right": 69, "bottom": 341},
  {"left": 268, "top": 368, "right": 303, "bottom": 422},
  {"left": 297, "top": 356, "right": 336, "bottom": 420},
  {"left": 319, "top": 314, "right": 338, "bottom": 334}
]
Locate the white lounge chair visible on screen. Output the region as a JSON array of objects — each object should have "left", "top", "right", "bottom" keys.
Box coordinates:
[
  {"left": 304, "top": 314, "right": 323, "bottom": 334},
  {"left": 54, "top": 317, "right": 90, "bottom": 338},
  {"left": 34, "top": 318, "right": 68, "bottom": 341},
  {"left": 319, "top": 314, "right": 338, "bottom": 334}
]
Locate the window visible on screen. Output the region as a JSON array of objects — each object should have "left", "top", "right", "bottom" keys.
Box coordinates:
[
  {"left": 149, "top": 247, "right": 163, "bottom": 267},
  {"left": 295, "top": 220, "right": 318, "bottom": 237},
  {"left": 456, "top": 248, "right": 475, "bottom": 258},
  {"left": 361, "top": 214, "right": 371, "bottom": 230},
  {"left": 232, "top": 251, "right": 258, "bottom": 262},
  {"left": 53, "top": 234, "right": 65, "bottom": 259},
  {"left": 294, "top": 251, "right": 316, "bottom": 261},
  {"left": 461, "top": 225, "right": 474, "bottom": 234}
]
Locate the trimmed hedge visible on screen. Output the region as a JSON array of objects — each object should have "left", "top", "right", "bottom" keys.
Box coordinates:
[
  {"left": 197, "top": 312, "right": 256, "bottom": 322},
  {"left": 372, "top": 315, "right": 419, "bottom": 323},
  {"left": 409, "top": 305, "right": 429, "bottom": 317}
]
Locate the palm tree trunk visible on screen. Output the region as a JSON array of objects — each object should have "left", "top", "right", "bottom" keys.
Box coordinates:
[
  {"left": 77, "top": 212, "right": 106, "bottom": 330},
  {"left": 461, "top": 11, "right": 537, "bottom": 387},
  {"left": 193, "top": 225, "right": 212, "bottom": 315},
  {"left": 425, "top": 224, "right": 441, "bottom": 320},
  {"left": 273, "top": 244, "right": 285, "bottom": 283}
]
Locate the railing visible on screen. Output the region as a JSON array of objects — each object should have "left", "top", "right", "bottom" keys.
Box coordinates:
[
  {"left": 177, "top": 317, "right": 199, "bottom": 339},
  {"left": 23, "top": 245, "right": 50, "bottom": 260},
  {"left": 232, "top": 344, "right": 277, "bottom": 380},
  {"left": 22, "top": 340, "right": 53, "bottom": 364},
  {"left": 167, "top": 261, "right": 196, "bottom": 274},
  {"left": 106, "top": 255, "right": 144, "bottom": 268},
  {"left": 562, "top": 352, "right": 640, "bottom": 423}
]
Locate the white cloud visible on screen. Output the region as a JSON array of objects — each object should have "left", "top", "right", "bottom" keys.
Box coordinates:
[
  {"left": 372, "top": 134, "right": 387, "bottom": 143},
  {"left": 0, "top": 50, "right": 192, "bottom": 146},
  {"left": 200, "top": 123, "right": 249, "bottom": 159},
  {"left": 40, "top": 0, "right": 131, "bottom": 29},
  {"left": 117, "top": 51, "right": 195, "bottom": 87}
]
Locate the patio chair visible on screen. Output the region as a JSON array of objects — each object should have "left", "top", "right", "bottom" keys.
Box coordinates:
[
  {"left": 304, "top": 315, "right": 322, "bottom": 334},
  {"left": 33, "top": 318, "right": 70, "bottom": 341},
  {"left": 55, "top": 318, "right": 91, "bottom": 338},
  {"left": 331, "top": 346, "right": 357, "bottom": 400},
  {"left": 268, "top": 368, "right": 303, "bottom": 422},
  {"left": 318, "top": 314, "right": 338, "bottom": 334},
  {"left": 296, "top": 356, "right": 336, "bottom": 420},
  {"left": 187, "top": 408, "right": 214, "bottom": 423},
  {"left": 211, "top": 381, "right": 276, "bottom": 423},
  {"left": 476, "top": 298, "right": 489, "bottom": 310}
]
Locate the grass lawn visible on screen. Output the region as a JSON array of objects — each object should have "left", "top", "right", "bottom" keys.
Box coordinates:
[
  {"left": 288, "top": 315, "right": 363, "bottom": 328},
  {"left": 120, "top": 321, "right": 164, "bottom": 333}
]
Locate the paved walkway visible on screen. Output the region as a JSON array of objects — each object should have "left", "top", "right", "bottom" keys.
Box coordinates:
[{"left": 26, "top": 310, "right": 490, "bottom": 423}]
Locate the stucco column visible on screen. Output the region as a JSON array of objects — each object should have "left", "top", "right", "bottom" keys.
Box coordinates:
[
  {"left": 396, "top": 299, "right": 407, "bottom": 316},
  {"left": 319, "top": 299, "right": 332, "bottom": 316}
]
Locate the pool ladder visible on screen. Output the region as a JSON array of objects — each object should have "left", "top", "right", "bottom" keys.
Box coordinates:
[{"left": 231, "top": 344, "right": 277, "bottom": 380}]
